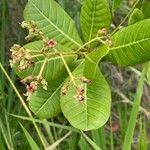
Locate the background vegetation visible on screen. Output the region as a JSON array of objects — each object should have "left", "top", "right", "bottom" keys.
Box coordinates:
[{"left": 0, "top": 0, "right": 150, "bottom": 149}]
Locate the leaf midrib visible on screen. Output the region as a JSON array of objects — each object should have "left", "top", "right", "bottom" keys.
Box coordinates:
[
  {"left": 84, "top": 84, "right": 88, "bottom": 130},
  {"left": 29, "top": 0, "right": 81, "bottom": 47},
  {"left": 110, "top": 37, "right": 150, "bottom": 51},
  {"left": 88, "top": 1, "right": 97, "bottom": 42}
]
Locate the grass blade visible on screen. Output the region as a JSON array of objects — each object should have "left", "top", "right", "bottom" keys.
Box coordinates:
[
  {"left": 0, "top": 132, "right": 6, "bottom": 150},
  {"left": 43, "top": 119, "right": 54, "bottom": 144},
  {"left": 137, "top": 118, "right": 147, "bottom": 150},
  {"left": 0, "top": 119, "right": 11, "bottom": 150},
  {"left": 81, "top": 132, "right": 101, "bottom": 150},
  {"left": 79, "top": 136, "right": 89, "bottom": 150},
  {"left": 9, "top": 113, "right": 79, "bottom": 132},
  {"left": 110, "top": 117, "right": 114, "bottom": 150},
  {"left": 69, "top": 132, "right": 80, "bottom": 150},
  {"left": 0, "top": 0, "right": 6, "bottom": 65},
  {"left": 46, "top": 131, "right": 72, "bottom": 150},
  {"left": 122, "top": 67, "right": 146, "bottom": 150},
  {"left": 91, "top": 127, "right": 107, "bottom": 150},
  {"left": 0, "top": 63, "right": 47, "bottom": 149},
  {"left": 19, "top": 123, "right": 40, "bottom": 150}
]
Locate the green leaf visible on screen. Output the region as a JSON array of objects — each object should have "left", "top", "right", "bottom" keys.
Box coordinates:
[
  {"left": 28, "top": 60, "right": 82, "bottom": 118},
  {"left": 61, "top": 46, "right": 111, "bottom": 130},
  {"left": 19, "top": 123, "right": 40, "bottom": 150},
  {"left": 128, "top": 8, "right": 144, "bottom": 25},
  {"left": 84, "top": 44, "right": 110, "bottom": 79},
  {"left": 142, "top": 0, "right": 150, "bottom": 19},
  {"left": 112, "top": 0, "right": 123, "bottom": 12},
  {"left": 29, "top": 80, "right": 62, "bottom": 118},
  {"left": 107, "top": 19, "right": 150, "bottom": 66},
  {"left": 24, "top": 0, "right": 82, "bottom": 49},
  {"left": 13, "top": 41, "right": 76, "bottom": 82},
  {"left": 61, "top": 61, "right": 111, "bottom": 130},
  {"left": 80, "top": 0, "right": 111, "bottom": 45}
]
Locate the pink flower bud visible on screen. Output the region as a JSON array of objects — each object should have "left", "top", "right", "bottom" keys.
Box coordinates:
[{"left": 46, "top": 39, "right": 57, "bottom": 48}]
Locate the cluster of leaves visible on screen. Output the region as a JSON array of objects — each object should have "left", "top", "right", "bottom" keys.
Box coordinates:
[{"left": 10, "top": 0, "right": 150, "bottom": 131}]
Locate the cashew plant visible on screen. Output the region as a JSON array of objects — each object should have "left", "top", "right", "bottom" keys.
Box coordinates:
[{"left": 10, "top": 0, "right": 150, "bottom": 131}]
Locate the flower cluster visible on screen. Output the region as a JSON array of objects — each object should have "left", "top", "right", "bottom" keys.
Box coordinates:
[
  {"left": 98, "top": 28, "right": 112, "bottom": 46},
  {"left": 21, "top": 75, "right": 48, "bottom": 100},
  {"left": 74, "top": 77, "right": 91, "bottom": 102},
  {"left": 45, "top": 39, "right": 57, "bottom": 48},
  {"left": 10, "top": 44, "right": 34, "bottom": 71},
  {"left": 80, "top": 76, "right": 91, "bottom": 84},
  {"left": 61, "top": 83, "right": 69, "bottom": 95},
  {"left": 74, "top": 86, "right": 85, "bottom": 101},
  {"left": 98, "top": 28, "right": 108, "bottom": 35},
  {"left": 21, "top": 21, "right": 57, "bottom": 50},
  {"left": 61, "top": 76, "right": 91, "bottom": 102},
  {"left": 21, "top": 21, "right": 44, "bottom": 41}
]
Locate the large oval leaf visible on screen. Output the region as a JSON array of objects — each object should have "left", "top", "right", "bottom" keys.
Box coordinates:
[
  {"left": 61, "top": 46, "right": 110, "bottom": 130},
  {"left": 80, "top": 0, "right": 111, "bottom": 45},
  {"left": 24, "top": 0, "right": 82, "bottom": 49},
  {"left": 107, "top": 19, "right": 150, "bottom": 66},
  {"left": 28, "top": 60, "right": 82, "bottom": 118},
  {"left": 60, "top": 62, "right": 111, "bottom": 130},
  {"left": 13, "top": 41, "right": 76, "bottom": 82}
]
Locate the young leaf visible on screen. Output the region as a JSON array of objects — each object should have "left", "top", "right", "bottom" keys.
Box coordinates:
[
  {"left": 19, "top": 123, "right": 40, "bottom": 150},
  {"left": 24, "top": 0, "right": 82, "bottom": 49},
  {"left": 84, "top": 44, "right": 110, "bottom": 79},
  {"left": 80, "top": 0, "right": 111, "bottom": 45},
  {"left": 142, "top": 0, "right": 150, "bottom": 19},
  {"left": 128, "top": 8, "right": 144, "bottom": 25},
  {"left": 13, "top": 41, "right": 76, "bottom": 82},
  {"left": 107, "top": 19, "right": 150, "bottom": 66},
  {"left": 61, "top": 61, "right": 111, "bottom": 130}
]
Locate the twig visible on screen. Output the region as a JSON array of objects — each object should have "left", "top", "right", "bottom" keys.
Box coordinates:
[
  {"left": 111, "top": 0, "right": 140, "bottom": 36},
  {"left": 54, "top": 48, "right": 77, "bottom": 86}
]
